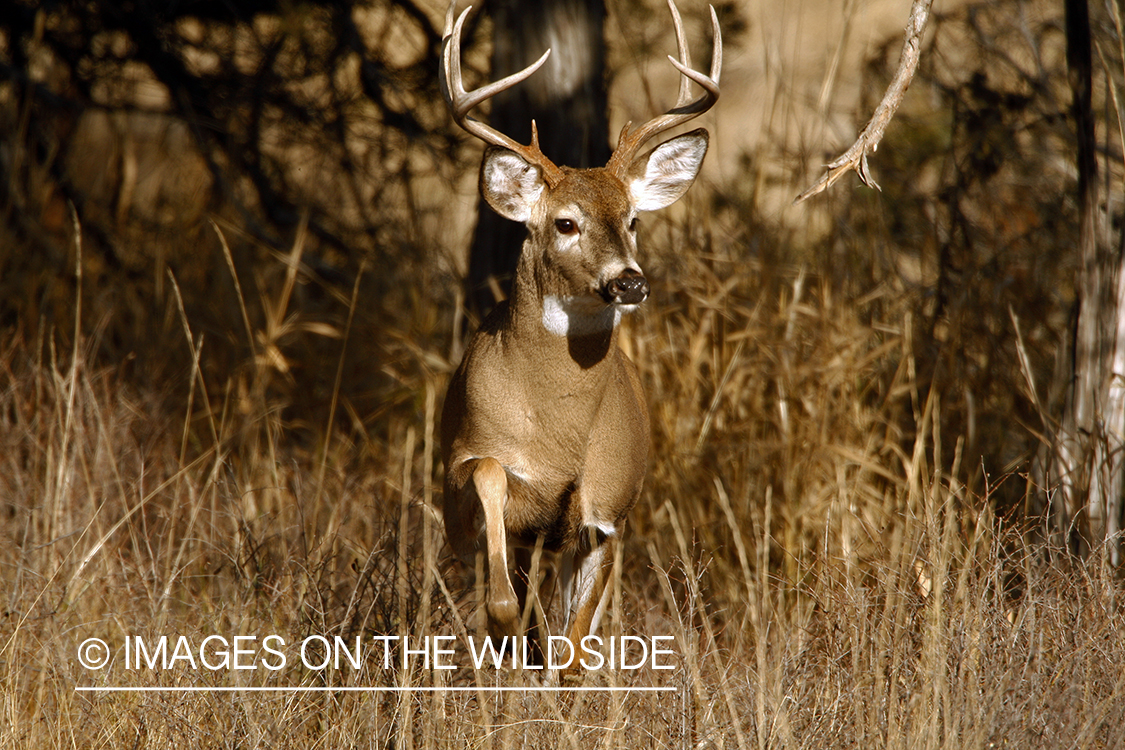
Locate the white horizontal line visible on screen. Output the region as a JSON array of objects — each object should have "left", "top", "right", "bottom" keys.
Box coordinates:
[{"left": 75, "top": 686, "right": 675, "bottom": 693}]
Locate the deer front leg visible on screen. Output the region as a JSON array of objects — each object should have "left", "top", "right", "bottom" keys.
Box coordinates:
[{"left": 472, "top": 457, "right": 520, "bottom": 637}]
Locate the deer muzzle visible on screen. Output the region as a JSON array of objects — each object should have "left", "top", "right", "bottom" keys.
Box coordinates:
[{"left": 603, "top": 269, "right": 650, "bottom": 305}]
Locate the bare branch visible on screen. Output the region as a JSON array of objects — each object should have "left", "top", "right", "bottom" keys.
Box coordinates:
[{"left": 794, "top": 0, "right": 933, "bottom": 205}]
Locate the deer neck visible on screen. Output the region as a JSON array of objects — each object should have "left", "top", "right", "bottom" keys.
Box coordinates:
[{"left": 507, "top": 260, "right": 621, "bottom": 373}]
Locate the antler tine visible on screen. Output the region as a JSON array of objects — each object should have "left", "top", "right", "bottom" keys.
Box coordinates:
[
  {"left": 668, "top": 0, "right": 693, "bottom": 109},
  {"left": 607, "top": 1, "right": 722, "bottom": 177},
  {"left": 440, "top": 2, "right": 564, "bottom": 185}
]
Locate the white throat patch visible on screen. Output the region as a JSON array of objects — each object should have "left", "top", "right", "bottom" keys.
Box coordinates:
[{"left": 541, "top": 295, "right": 623, "bottom": 337}]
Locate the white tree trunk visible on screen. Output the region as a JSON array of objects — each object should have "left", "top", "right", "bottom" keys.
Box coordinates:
[{"left": 1042, "top": 0, "right": 1123, "bottom": 565}]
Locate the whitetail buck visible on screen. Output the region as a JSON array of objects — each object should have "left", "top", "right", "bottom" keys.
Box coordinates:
[{"left": 440, "top": 0, "right": 720, "bottom": 668}]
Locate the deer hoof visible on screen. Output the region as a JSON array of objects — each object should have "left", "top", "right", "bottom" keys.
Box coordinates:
[{"left": 486, "top": 594, "right": 520, "bottom": 636}]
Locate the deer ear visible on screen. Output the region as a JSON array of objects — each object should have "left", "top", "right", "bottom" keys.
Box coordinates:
[
  {"left": 627, "top": 129, "right": 709, "bottom": 212},
  {"left": 480, "top": 146, "right": 547, "bottom": 222}
]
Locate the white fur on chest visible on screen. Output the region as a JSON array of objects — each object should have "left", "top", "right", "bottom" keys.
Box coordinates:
[{"left": 541, "top": 295, "right": 628, "bottom": 337}]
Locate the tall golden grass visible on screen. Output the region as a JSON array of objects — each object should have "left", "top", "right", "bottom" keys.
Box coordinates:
[{"left": 2, "top": 207, "right": 1122, "bottom": 747}]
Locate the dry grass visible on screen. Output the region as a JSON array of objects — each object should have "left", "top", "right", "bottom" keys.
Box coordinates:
[{"left": 2, "top": 218, "right": 1123, "bottom": 748}]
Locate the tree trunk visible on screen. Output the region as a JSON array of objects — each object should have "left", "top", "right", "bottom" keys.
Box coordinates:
[
  {"left": 1040, "top": 0, "right": 1123, "bottom": 565},
  {"left": 466, "top": 0, "right": 610, "bottom": 318}
]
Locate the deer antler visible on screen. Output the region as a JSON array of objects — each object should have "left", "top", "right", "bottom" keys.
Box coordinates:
[
  {"left": 440, "top": 2, "right": 566, "bottom": 187},
  {"left": 606, "top": 0, "right": 722, "bottom": 177}
]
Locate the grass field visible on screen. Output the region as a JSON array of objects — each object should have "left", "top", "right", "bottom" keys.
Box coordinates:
[
  {"left": 3, "top": 225, "right": 1123, "bottom": 747},
  {"left": 3, "top": 0, "right": 1125, "bottom": 747}
]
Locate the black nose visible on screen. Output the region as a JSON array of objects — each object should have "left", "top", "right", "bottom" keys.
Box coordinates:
[{"left": 605, "top": 269, "right": 649, "bottom": 305}]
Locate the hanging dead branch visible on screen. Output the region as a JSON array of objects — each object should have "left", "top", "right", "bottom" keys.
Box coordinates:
[{"left": 794, "top": 0, "right": 933, "bottom": 204}]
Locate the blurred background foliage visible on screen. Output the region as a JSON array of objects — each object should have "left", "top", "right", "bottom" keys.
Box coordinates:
[{"left": 1, "top": 0, "right": 460, "bottom": 447}]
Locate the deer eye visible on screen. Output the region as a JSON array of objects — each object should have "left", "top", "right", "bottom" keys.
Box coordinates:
[
  {"left": 629, "top": 217, "right": 638, "bottom": 232},
  {"left": 555, "top": 218, "right": 577, "bottom": 235}
]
